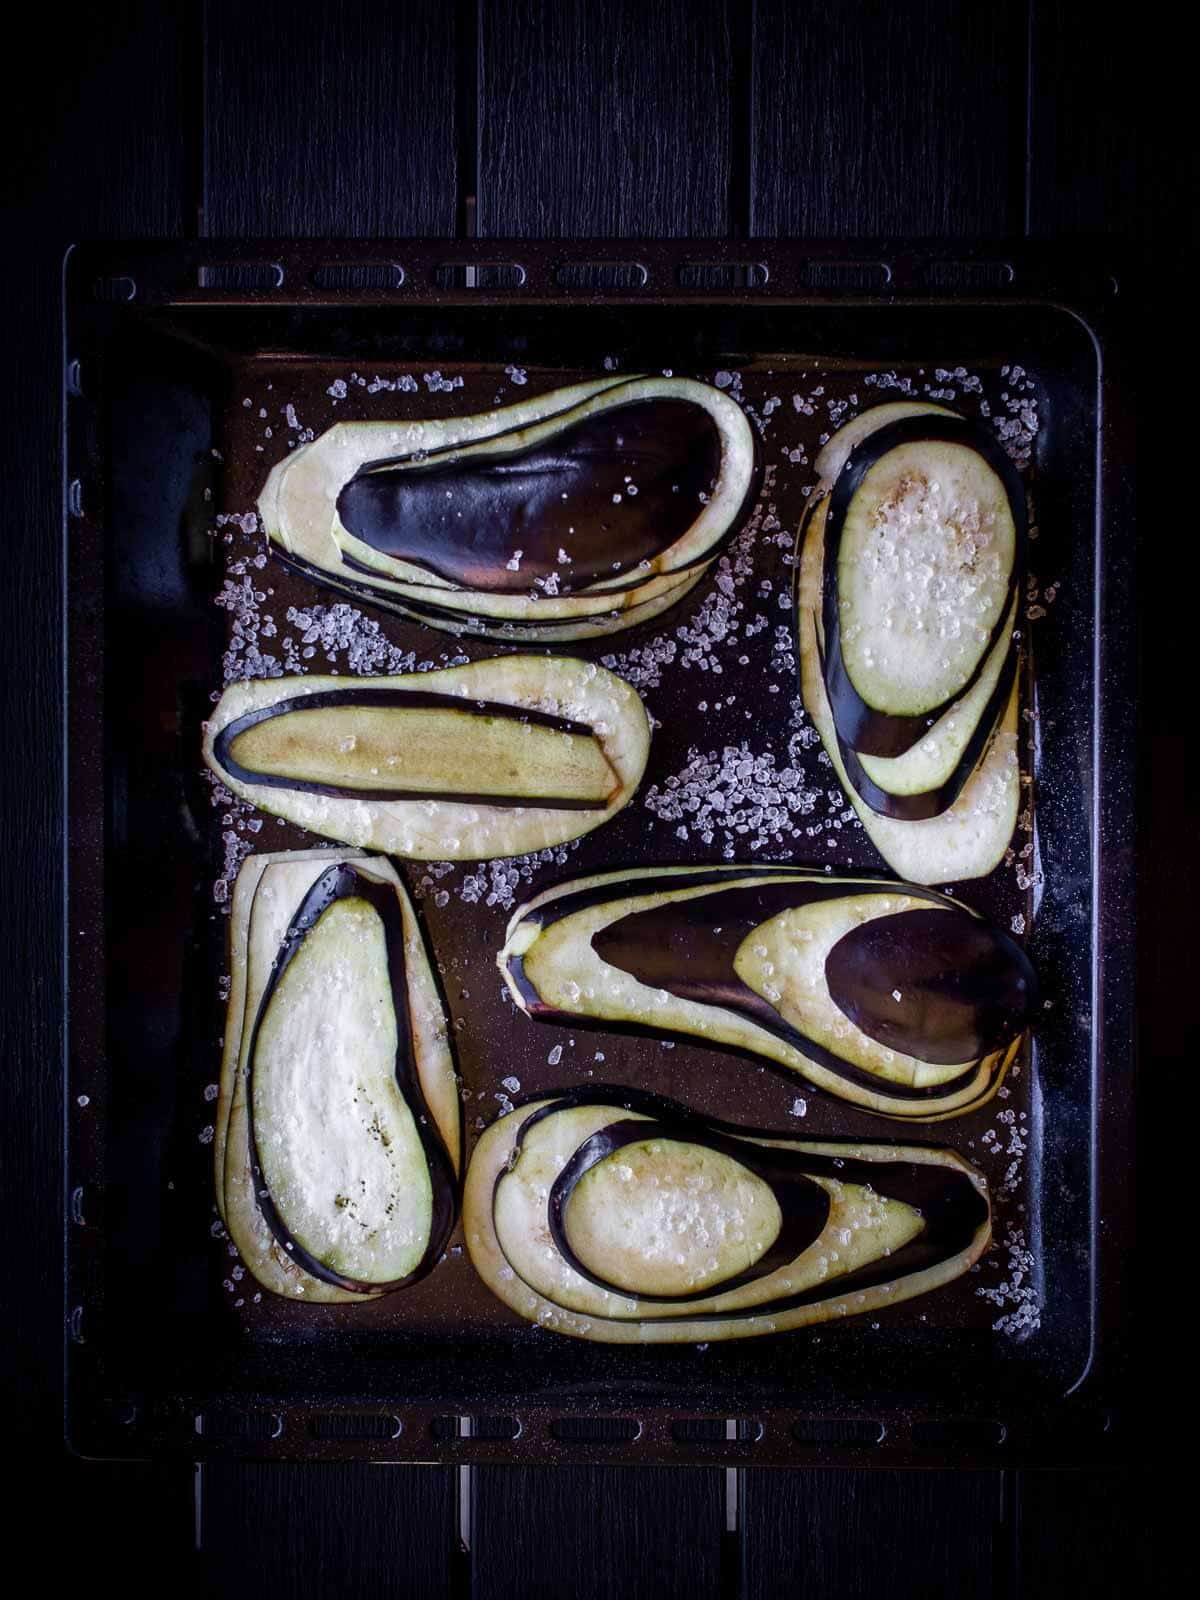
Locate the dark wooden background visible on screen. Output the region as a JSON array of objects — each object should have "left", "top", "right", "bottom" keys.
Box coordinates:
[{"left": 0, "top": 0, "right": 1173, "bottom": 1594}]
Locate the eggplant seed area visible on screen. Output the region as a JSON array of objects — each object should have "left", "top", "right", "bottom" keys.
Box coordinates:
[
  {"left": 561, "top": 1136, "right": 784, "bottom": 1299},
  {"left": 251, "top": 896, "right": 433, "bottom": 1286},
  {"left": 336, "top": 399, "right": 722, "bottom": 592},
  {"left": 216, "top": 688, "right": 619, "bottom": 809}
]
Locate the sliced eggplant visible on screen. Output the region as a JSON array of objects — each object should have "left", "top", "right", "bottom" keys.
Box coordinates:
[
  {"left": 217, "top": 849, "right": 459, "bottom": 1301},
  {"left": 821, "top": 413, "right": 1024, "bottom": 752},
  {"left": 798, "top": 493, "right": 1020, "bottom": 881},
  {"left": 499, "top": 866, "right": 1035, "bottom": 1120},
  {"left": 204, "top": 656, "right": 651, "bottom": 860},
  {"left": 276, "top": 547, "right": 708, "bottom": 643},
  {"left": 463, "top": 1088, "right": 991, "bottom": 1342},
  {"left": 851, "top": 588, "right": 1018, "bottom": 801},
  {"left": 813, "top": 400, "right": 956, "bottom": 483},
  {"left": 260, "top": 376, "right": 758, "bottom": 640}
]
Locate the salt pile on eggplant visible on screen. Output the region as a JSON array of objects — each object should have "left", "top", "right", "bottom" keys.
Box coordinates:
[
  {"left": 260, "top": 376, "right": 758, "bottom": 641},
  {"left": 500, "top": 866, "right": 1036, "bottom": 1120},
  {"left": 464, "top": 1088, "right": 991, "bottom": 1342},
  {"left": 204, "top": 655, "right": 651, "bottom": 859},
  {"left": 215, "top": 850, "right": 459, "bottom": 1301},
  {"left": 796, "top": 402, "right": 1026, "bottom": 882}
]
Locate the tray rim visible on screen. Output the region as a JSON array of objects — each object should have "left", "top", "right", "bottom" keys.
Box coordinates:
[{"left": 61, "top": 237, "right": 1134, "bottom": 1467}]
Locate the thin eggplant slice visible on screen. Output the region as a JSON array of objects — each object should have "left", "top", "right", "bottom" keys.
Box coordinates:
[
  {"left": 338, "top": 398, "right": 721, "bottom": 592},
  {"left": 806, "top": 491, "right": 1020, "bottom": 820},
  {"left": 464, "top": 1089, "right": 991, "bottom": 1342},
  {"left": 217, "top": 690, "right": 621, "bottom": 808},
  {"left": 813, "top": 400, "right": 956, "bottom": 482},
  {"left": 499, "top": 866, "right": 1035, "bottom": 1120},
  {"left": 797, "top": 494, "right": 1020, "bottom": 882},
  {"left": 852, "top": 587, "right": 1018, "bottom": 800},
  {"left": 204, "top": 656, "right": 651, "bottom": 860},
  {"left": 217, "top": 850, "right": 459, "bottom": 1301},
  {"left": 260, "top": 376, "right": 757, "bottom": 639},
  {"left": 816, "top": 407, "right": 1026, "bottom": 757},
  {"left": 274, "top": 548, "right": 709, "bottom": 643}
]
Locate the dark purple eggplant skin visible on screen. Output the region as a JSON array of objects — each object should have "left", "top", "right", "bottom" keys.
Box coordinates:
[
  {"left": 496, "top": 1087, "right": 989, "bottom": 1323},
  {"left": 213, "top": 687, "right": 612, "bottom": 811},
  {"left": 824, "top": 907, "right": 1037, "bottom": 1065},
  {"left": 245, "top": 862, "right": 458, "bottom": 1295},
  {"left": 547, "top": 1115, "right": 831, "bottom": 1302},
  {"left": 578, "top": 875, "right": 990, "bottom": 1102},
  {"left": 819, "top": 414, "right": 1028, "bottom": 759},
  {"left": 337, "top": 399, "right": 722, "bottom": 593},
  {"left": 816, "top": 624, "right": 1020, "bottom": 821}
]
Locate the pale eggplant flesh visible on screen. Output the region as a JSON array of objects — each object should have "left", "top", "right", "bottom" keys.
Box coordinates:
[
  {"left": 499, "top": 865, "right": 1036, "bottom": 1120},
  {"left": 216, "top": 850, "right": 460, "bottom": 1302},
  {"left": 463, "top": 1088, "right": 992, "bottom": 1343},
  {"left": 203, "top": 656, "right": 651, "bottom": 860},
  {"left": 260, "top": 376, "right": 759, "bottom": 640}
]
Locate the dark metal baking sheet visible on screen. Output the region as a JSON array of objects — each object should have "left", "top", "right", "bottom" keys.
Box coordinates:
[{"left": 64, "top": 240, "right": 1132, "bottom": 1465}]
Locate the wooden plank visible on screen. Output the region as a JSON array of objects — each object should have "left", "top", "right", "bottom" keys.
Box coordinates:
[
  {"left": 751, "top": 0, "right": 1027, "bottom": 236},
  {"left": 203, "top": 0, "right": 459, "bottom": 236},
  {"left": 199, "top": 1463, "right": 458, "bottom": 1598},
  {"left": 1016, "top": 1471, "right": 1135, "bottom": 1595},
  {"left": 477, "top": 0, "right": 737, "bottom": 236},
  {"left": 472, "top": 1466, "right": 724, "bottom": 1600},
  {"left": 1027, "top": 0, "right": 1137, "bottom": 236},
  {"left": 55, "top": 1461, "right": 201, "bottom": 1591},
  {"left": 0, "top": 1, "right": 189, "bottom": 237},
  {"left": 742, "top": 1468, "right": 1005, "bottom": 1600}
]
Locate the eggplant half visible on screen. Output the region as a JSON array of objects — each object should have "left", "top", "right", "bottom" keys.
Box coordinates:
[
  {"left": 259, "top": 376, "right": 758, "bottom": 641},
  {"left": 204, "top": 656, "right": 651, "bottom": 860},
  {"left": 795, "top": 403, "right": 1025, "bottom": 883},
  {"left": 215, "top": 849, "right": 460, "bottom": 1301},
  {"left": 500, "top": 865, "right": 1036, "bottom": 1120},
  {"left": 464, "top": 1088, "right": 991, "bottom": 1342}
]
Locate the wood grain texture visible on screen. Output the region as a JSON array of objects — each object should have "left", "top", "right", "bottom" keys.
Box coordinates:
[
  {"left": 741, "top": 1468, "right": 1007, "bottom": 1600},
  {"left": 478, "top": 0, "right": 737, "bottom": 236},
  {"left": 199, "top": 1462, "right": 457, "bottom": 1597},
  {"left": 56, "top": 1460, "right": 202, "bottom": 1592},
  {"left": 203, "top": 0, "right": 458, "bottom": 236},
  {"left": 472, "top": 1466, "right": 724, "bottom": 1600},
  {"left": 1027, "top": 0, "right": 1137, "bottom": 235},
  {"left": 751, "top": 0, "right": 1027, "bottom": 235},
  {"left": 0, "top": 0, "right": 187, "bottom": 1452},
  {"left": 1015, "top": 1471, "right": 1136, "bottom": 1596}
]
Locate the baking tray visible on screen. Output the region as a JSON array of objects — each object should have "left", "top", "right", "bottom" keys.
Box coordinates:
[{"left": 64, "top": 239, "right": 1133, "bottom": 1466}]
